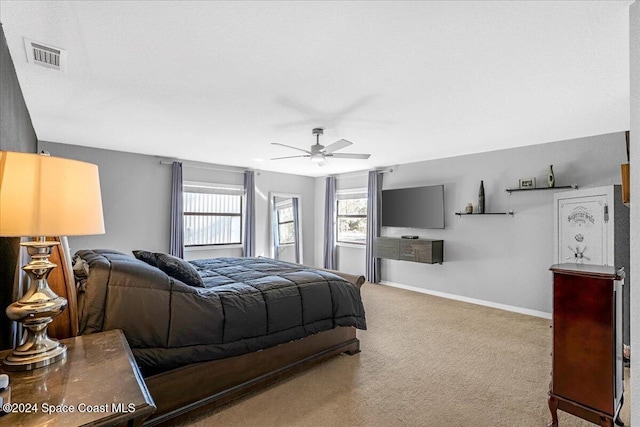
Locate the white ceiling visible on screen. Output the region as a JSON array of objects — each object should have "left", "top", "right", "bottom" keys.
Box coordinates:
[{"left": 0, "top": 1, "right": 632, "bottom": 177}]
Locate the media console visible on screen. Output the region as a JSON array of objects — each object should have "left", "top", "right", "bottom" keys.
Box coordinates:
[{"left": 373, "top": 237, "right": 444, "bottom": 264}]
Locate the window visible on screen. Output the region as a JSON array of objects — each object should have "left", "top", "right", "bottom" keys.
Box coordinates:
[
  {"left": 337, "top": 190, "right": 368, "bottom": 244},
  {"left": 183, "top": 182, "right": 243, "bottom": 246},
  {"left": 276, "top": 201, "right": 295, "bottom": 245}
]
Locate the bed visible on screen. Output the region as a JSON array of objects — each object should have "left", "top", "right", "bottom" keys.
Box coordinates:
[{"left": 46, "top": 240, "right": 366, "bottom": 426}]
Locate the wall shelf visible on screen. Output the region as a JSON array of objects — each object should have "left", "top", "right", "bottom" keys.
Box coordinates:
[
  {"left": 505, "top": 184, "right": 578, "bottom": 194},
  {"left": 455, "top": 211, "right": 514, "bottom": 216}
]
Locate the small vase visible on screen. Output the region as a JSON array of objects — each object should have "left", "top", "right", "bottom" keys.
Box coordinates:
[
  {"left": 478, "top": 181, "right": 485, "bottom": 214},
  {"left": 547, "top": 165, "right": 555, "bottom": 188},
  {"left": 465, "top": 203, "right": 473, "bottom": 214}
]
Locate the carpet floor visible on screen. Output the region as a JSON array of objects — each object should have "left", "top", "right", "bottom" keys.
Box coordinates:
[{"left": 178, "top": 283, "right": 631, "bottom": 427}]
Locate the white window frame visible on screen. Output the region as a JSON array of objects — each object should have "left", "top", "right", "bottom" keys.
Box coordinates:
[
  {"left": 336, "top": 188, "right": 368, "bottom": 246},
  {"left": 275, "top": 198, "right": 296, "bottom": 246},
  {"left": 183, "top": 181, "right": 244, "bottom": 247}
]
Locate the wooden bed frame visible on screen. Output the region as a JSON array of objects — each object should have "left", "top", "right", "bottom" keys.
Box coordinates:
[{"left": 46, "top": 239, "right": 364, "bottom": 426}]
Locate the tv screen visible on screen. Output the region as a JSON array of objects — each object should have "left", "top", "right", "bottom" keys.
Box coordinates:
[{"left": 381, "top": 185, "right": 444, "bottom": 229}]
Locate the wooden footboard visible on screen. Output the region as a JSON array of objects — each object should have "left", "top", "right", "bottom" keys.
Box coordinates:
[
  {"left": 139, "top": 265, "right": 365, "bottom": 425},
  {"left": 144, "top": 326, "right": 359, "bottom": 426}
]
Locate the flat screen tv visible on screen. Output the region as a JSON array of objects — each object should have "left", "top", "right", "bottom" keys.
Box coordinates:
[{"left": 381, "top": 185, "right": 445, "bottom": 229}]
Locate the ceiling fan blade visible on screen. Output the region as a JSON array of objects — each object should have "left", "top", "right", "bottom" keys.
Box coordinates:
[
  {"left": 326, "top": 153, "right": 371, "bottom": 159},
  {"left": 270, "top": 155, "right": 311, "bottom": 160},
  {"left": 271, "top": 143, "right": 312, "bottom": 155},
  {"left": 322, "top": 139, "right": 352, "bottom": 154}
]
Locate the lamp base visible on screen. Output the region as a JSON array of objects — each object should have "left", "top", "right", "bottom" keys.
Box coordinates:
[
  {"left": 3, "top": 344, "right": 66, "bottom": 371},
  {"left": 3, "top": 238, "right": 68, "bottom": 371}
]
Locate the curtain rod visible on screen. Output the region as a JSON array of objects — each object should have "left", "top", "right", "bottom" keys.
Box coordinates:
[
  {"left": 160, "top": 160, "right": 390, "bottom": 177},
  {"left": 159, "top": 160, "right": 248, "bottom": 174},
  {"left": 332, "top": 167, "right": 394, "bottom": 178}
]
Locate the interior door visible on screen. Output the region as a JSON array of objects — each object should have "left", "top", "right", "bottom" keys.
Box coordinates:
[{"left": 554, "top": 187, "right": 613, "bottom": 266}]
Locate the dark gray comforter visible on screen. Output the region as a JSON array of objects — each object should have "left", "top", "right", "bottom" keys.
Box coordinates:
[{"left": 74, "top": 250, "right": 366, "bottom": 374}]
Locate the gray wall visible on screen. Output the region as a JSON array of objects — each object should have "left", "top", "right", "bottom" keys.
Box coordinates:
[
  {"left": 629, "top": 1, "right": 639, "bottom": 424},
  {"left": 0, "top": 24, "right": 37, "bottom": 349},
  {"left": 0, "top": 25, "right": 36, "bottom": 153},
  {"left": 36, "top": 141, "right": 316, "bottom": 265},
  {"left": 317, "top": 132, "right": 627, "bottom": 315},
  {"left": 38, "top": 141, "right": 172, "bottom": 255}
]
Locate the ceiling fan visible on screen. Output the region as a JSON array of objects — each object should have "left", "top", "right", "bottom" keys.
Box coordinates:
[{"left": 271, "top": 128, "right": 371, "bottom": 165}]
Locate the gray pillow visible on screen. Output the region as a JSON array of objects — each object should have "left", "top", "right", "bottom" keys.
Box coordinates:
[
  {"left": 154, "top": 252, "right": 204, "bottom": 288},
  {"left": 132, "top": 250, "right": 158, "bottom": 267}
]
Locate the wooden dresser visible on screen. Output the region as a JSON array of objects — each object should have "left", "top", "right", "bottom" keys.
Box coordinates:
[{"left": 548, "top": 263, "right": 624, "bottom": 427}]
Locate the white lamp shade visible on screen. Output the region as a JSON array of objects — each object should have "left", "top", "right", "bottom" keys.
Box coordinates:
[{"left": 0, "top": 151, "right": 105, "bottom": 237}]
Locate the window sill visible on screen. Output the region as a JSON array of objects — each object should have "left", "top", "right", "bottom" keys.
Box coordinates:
[
  {"left": 185, "top": 244, "right": 243, "bottom": 251},
  {"left": 336, "top": 242, "right": 366, "bottom": 249}
]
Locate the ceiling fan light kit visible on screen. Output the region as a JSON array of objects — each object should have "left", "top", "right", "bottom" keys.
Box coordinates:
[{"left": 271, "top": 128, "right": 371, "bottom": 166}]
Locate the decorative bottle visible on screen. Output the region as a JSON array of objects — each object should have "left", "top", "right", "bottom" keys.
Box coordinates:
[
  {"left": 478, "top": 181, "right": 485, "bottom": 214},
  {"left": 547, "top": 165, "right": 555, "bottom": 188}
]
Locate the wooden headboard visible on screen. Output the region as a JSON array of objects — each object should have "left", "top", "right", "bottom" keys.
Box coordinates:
[{"left": 47, "top": 236, "right": 78, "bottom": 339}]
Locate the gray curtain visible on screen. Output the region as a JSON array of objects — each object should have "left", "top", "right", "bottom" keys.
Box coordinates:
[
  {"left": 366, "top": 170, "right": 383, "bottom": 283},
  {"left": 272, "top": 197, "right": 279, "bottom": 260},
  {"left": 243, "top": 170, "right": 256, "bottom": 257},
  {"left": 323, "top": 176, "right": 337, "bottom": 269},
  {"left": 169, "top": 161, "right": 184, "bottom": 258},
  {"left": 292, "top": 197, "right": 300, "bottom": 263}
]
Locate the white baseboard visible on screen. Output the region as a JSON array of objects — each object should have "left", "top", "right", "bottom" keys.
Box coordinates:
[{"left": 378, "top": 280, "right": 552, "bottom": 320}]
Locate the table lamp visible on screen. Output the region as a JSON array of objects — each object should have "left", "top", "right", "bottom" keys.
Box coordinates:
[{"left": 0, "top": 151, "right": 105, "bottom": 370}]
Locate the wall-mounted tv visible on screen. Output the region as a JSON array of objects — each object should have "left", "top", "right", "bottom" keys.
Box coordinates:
[{"left": 381, "top": 185, "right": 445, "bottom": 229}]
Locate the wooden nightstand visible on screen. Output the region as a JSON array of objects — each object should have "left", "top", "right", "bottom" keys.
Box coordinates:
[{"left": 0, "top": 329, "right": 156, "bottom": 426}]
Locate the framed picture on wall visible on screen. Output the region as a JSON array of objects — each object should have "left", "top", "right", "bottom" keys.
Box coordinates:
[{"left": 519, "top": 178, "right": 536, "bottom": 189}]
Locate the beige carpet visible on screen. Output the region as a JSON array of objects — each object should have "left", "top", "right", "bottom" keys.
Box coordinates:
[{"left": 178, "top": 283, "right": 631, "bottom": 427}]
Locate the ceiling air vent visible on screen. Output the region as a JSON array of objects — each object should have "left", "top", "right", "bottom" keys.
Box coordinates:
[{"left": 23, "top": 38, "right": 67, "bottom": 73}]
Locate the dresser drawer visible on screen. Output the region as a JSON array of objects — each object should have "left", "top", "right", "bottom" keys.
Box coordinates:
[
  {"left": 373, "top": 237, "right": 399, "bottom": 259},
  {"left": 373, "top": 237, "right": 443, "bottom": 264}
]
